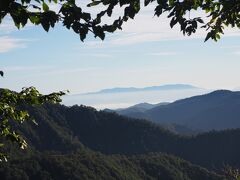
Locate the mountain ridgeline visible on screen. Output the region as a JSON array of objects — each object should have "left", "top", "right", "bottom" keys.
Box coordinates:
[
  {"left": 0, "top": 104, "right": 226, "bottom": 180},
  {"left": 0, "top": 92, "right": 239, "bottom": 179},
  {"left": 6, "top": 104, "right": 240, "bottom": 166},
  {"left": 83, "top": 84, "right": 199, "bottom": 95},
  {"left": 113, "top": 90, "right": 240, "bottom": 132}
]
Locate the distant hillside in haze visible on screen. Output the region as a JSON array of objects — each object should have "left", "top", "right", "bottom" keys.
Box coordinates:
[
  {"left": 83, "top": 84, "right": 200, "bottom": 95},
  {"left": 114, "top": 90, "right": 240, "bottom": 132},
  {"left": 114, "top": 102, "right": 169, "bottom": 113},
  {"left": 63, "top": 84, "right": 209, "bottom": 109}
]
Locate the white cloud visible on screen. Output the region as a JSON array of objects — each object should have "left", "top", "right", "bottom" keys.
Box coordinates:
[
  {"left": 0, "top": 36, "right": 27, "bottom": 53},
  {"left": 83, "top": 4, "right": 240, "bottom": 47},
  {"left": 110, "top": 32, "right": 190, "bottom": 45}
]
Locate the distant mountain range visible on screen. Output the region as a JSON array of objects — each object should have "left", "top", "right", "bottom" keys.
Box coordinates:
[
  {"left": 16, "top": 104, "right": 240, "bottom": 169},
  {"left": 63, "top": 84, "right": 209, "bottom": 109},
  {"left": 105, "top": 102, "right": 169, "bottom": 113},
  {"left": 110, "top": 90, "right": 240, "bottom": 132},
  {"left": 1, "top": 94, "right": 240, "bottom": 179},
  {"left": 104, "top": 102, "right": 200, "bottom": 135},
  {"left": 82, "top": 84, "right": 200, "bottom": 95},
  {"left": 3, "top": 103, "right": 229, "bottom": 180}
]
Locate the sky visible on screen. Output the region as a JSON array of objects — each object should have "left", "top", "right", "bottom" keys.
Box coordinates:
[{"left": 1, "top": 1, "right": 240, "bottom": 95}]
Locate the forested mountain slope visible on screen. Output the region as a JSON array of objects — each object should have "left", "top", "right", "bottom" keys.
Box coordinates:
[
  {"left": 114, "top": 90, "right": 240, "bottom": 131},
  {"left": 10, "top": 103, "right": 240, "bottom": 170},
  {"left": 0, "top": 150, "right": 224, "bottom": 180}
]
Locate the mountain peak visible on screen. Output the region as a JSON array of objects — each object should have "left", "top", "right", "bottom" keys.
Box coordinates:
[{"left": 82, "top": 84, "right": 200, "bottom": 95}]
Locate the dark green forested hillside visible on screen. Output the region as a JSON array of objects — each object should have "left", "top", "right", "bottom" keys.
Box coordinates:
[
  {"left": 0, "top": 150, "right": 224, "bottom": 180},
  {"left": 8, "top": 104, "right": 240, "bottom": 169},
  {"left": 0, "top": 103, "right": 238, "bottom": 179}
]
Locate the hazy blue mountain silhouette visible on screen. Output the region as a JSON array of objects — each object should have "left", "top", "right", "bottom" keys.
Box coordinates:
[
  {"left": 117, "top": 90, "right": 240, "bottom": 131},
  {"left": 83, "top": 84, "right": 199, "bottom": 95},
  {"left": 115, "top": 102, "right": 169, "bottom": 113}
]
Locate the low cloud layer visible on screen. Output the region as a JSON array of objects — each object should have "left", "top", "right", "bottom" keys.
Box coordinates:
[{"left": 0, "top": 36, "right": 27, "bottom": 53}]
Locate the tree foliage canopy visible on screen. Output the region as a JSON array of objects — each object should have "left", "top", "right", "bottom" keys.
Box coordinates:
[
  {"left": 1, "top": 0, "right": 240, "bottom": 162},
  {"left": 1, "top": 0, "right": 240, "bottom": 41},
  {"left": 0, "top": 82, "right": 65, "bottom": 161}
]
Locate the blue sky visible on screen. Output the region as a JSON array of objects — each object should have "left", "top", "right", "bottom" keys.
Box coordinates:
[{"left": 1, "top": 3, "right": 240, "bottom": 94}]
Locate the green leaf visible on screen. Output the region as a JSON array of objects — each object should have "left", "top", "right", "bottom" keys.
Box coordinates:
[
  {"left": 87, "top": 1, "right": 101, "bottom": 7},
  {"left": 170, "top": 18, "right": 178, "bottom": 28},
  {"left": 41, "top": 19, "right": 50, "bottom": 32},
  {"left": 0, "top": 71, "right": 4, "bottom": 77},
  {"left": 144, "top": 0, "right": 151, "bottom": 6},
  {"left": 197, "top": 18, "right": 204, "bottom": 24},
  {"left": 42, "top": 2, "right": 49, "bottom": 12},
  {"left": 204, "top": 32, "right": 212, "bottom": 42},
  {"left": 29, "top": 15, "right": 40, "bottom": 24}
]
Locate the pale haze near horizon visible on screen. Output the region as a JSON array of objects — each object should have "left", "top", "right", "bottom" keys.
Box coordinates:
[{"left": 63, "top": 88, "right": 211, "bottom": 109}]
